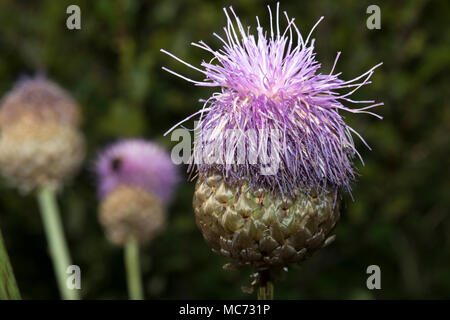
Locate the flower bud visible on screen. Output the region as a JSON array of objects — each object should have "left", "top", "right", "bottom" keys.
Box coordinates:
[{"left": 99, "top": 185, "right": 165, "bottom": 246}]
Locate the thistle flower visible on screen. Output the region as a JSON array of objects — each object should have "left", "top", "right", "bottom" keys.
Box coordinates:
[
  {"left": 95, "top": 139, "right": 178, "bottom": 245},
  {"left": 162, "top": 4, "right": 382, "bottom": 296},
  {"left": 0, "top": 76, "right": 85, "bottom": 193},
  {"left": 162, "top": 5, "right": 382, "bottom": 195},
  {"left": 0, "top": 76, "right": 84, "bottom": 299},
  {"left": 95, "top": 139, "right": 178, "bottom": 299}
]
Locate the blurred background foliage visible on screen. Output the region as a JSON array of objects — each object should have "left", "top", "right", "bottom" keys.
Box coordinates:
[{"left": 0, "top": 0, "right": 449, "bottom": 299}]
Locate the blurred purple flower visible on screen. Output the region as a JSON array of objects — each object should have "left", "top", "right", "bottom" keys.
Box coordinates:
[
  {"left": 96, "top": 139, "right": 179, "bottom": 205},
  {"left": 162, "top": 4, "right": 382, "bottom": 196},
  {"left": 0, "top": 75, "right": 81, "bottom": 127}
]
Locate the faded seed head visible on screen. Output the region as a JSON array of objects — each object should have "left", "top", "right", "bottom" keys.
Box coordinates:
[{"left": 0, "top": 76, "right": 85, "bottom": 193}]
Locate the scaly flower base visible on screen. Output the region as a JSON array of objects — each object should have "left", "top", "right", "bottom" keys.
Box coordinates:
[{"left": 193, "top": 173, "right": 340, "bottom": 270}]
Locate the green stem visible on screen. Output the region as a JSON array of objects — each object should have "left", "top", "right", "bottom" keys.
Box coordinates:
[
  {"left": 125, "top": 234, "right": 143, "bottom": 300},
  {"left": 0, "top": 228, "right": 21, "bottom": 300},
  {"left": 37, "top": 186, "right": 79, "bottom": 300},
  {"left": 257, "top": 270, "right": 274, "bottom": 300}
]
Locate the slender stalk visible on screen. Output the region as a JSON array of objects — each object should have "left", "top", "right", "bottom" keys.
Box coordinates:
[
  {"left": 257, "top": 269, "right": 274, "bottom": 300},
  {"left": 37, "top": 186, "right": 79, "bottom": 300},
  {"left": 0, "top": 228, "right": 21, "bottom": 300},
  {"left": 125, "top": 234, "right": 143, "bottom": 300}
]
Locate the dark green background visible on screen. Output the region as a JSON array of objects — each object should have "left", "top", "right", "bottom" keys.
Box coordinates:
[{"left": 0, "top": 0, "right": 449, "bottom": 299}]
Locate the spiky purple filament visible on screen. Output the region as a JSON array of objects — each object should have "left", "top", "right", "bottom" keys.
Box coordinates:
[{"left": 162, "top": 3, "right": 382, "bottom": 196}]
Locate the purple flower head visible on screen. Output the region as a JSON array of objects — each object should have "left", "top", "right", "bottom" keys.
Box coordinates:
[
  {"left": 0, "top": 75, "right": 81, "bottom": 127},
  {"left": 96, "top": 139, "right": 179, "bottom": 205},
  {"left": 161, "top": 4, "right": 382, "bottom": 196}
]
